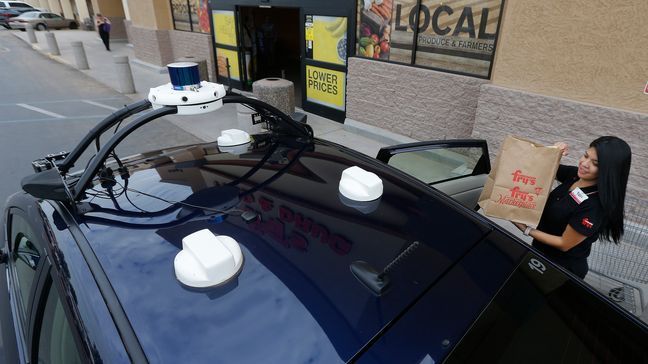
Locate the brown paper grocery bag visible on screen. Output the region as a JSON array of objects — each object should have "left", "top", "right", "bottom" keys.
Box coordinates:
[{"left": 478, "top": 136, "right": 562, "bottom": 226}]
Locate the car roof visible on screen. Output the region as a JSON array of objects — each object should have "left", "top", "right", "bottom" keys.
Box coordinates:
[{"left": 73, "top": 137, "right": 493, "bottom": 362}]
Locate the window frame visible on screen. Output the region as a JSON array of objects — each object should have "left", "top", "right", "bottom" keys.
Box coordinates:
[
  {"left": 170, "top": 0, "right": 209, "bottom": 34},
  {"left": 31, "top": 268, "right": 87, "bottom": 364},
  {"left": 5, "top": 208, "right": 48, "bottom": 363}
]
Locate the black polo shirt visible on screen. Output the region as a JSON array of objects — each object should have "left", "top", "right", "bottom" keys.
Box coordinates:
[{"left": 532, "top": 165, "right": 603, "bottom": 272}]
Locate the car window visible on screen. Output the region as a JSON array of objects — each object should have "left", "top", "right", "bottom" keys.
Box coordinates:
[
  {"left": 446, "top": 253, "right": 648, "bottom": 363},
  {"left": 387, "top": 146, "right": 485, "bottom": 184},
  {"left": 10, "top": 2, "right": 29, "bottom": 7},
  {"left": 10, "top": 213, "right": 41, "bottom": 322},
  {"left": 36, "top": 279, "right": 83, "bottom": 364},
  {"left": 51, "top": 14, "right": 62, "bottom": 19}
]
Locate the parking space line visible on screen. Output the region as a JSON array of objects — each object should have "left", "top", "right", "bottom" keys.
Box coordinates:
[
  {"left": 16, "top": 103, "right": 65, "bottom": 118},
  {"left": 82, "top": 100, "right": 119, "bottom": 111},
  {"left": 0, "top": 115, "right": 108, "bottom": 125}
]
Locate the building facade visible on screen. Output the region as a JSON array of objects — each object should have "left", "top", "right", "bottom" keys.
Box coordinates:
[{"left": 22, "top": 0, "right": 648, "bottom": 199}]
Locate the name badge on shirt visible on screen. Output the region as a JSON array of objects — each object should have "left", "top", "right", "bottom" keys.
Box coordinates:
[{"left": 569, "top": 187, "right": 588, "bottom": 204}]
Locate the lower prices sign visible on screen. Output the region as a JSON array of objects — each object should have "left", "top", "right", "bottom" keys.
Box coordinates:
[{"left": 306, "top": 65, "right": 346, "bottom": 111}]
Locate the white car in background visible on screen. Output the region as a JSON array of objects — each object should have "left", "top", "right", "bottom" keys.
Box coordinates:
[{"left": 9, "top": 11, "right": 77, "bottom": 30}]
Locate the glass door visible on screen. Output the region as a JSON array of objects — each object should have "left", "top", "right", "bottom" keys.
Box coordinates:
[
  {"left": 211, "top": 6, "right": 246, "bottom": 90},
  {"left": 300, "top": 6, "right": 354, "bottom": 122}
]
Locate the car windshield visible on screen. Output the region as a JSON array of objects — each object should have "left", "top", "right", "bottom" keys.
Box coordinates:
[{"left": 19, "top": 11, "right": 38, "bottom": 17}]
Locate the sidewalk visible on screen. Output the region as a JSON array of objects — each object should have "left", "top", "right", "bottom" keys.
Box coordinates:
[{"left": 10, "top": 29, "right": 414, "bottom": 156}]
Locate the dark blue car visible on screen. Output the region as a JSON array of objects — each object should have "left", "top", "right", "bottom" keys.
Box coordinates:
[{"left": 1, "top": 93, "right": 646, "bottom": 363}]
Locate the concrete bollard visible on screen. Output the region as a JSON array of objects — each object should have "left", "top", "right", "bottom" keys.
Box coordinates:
[
  {"left": 252, "top": 78, "right": 295, "bottom": 116},
  {"left": 175, "top": 56, "right": 209, "bottom": 82},
  {"left": 71, "top": 41, "right": 89, "bottom": 70},
  {"left": 113, "top": 56, "right": 136, "bottom": 94},
  {"left": 45, "top": 32, "right": 60, "bottom": 56},
  {"left": 25, "top": 23, "right": 37, "bottom": 44}
]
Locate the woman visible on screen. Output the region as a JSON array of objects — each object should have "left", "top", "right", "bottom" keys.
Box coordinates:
[
  {"left": 513, "top": 136, "right": 631, "bottom": 278},
  {"left": 96, "top": 13, "right": 111, "bottom": 51}
]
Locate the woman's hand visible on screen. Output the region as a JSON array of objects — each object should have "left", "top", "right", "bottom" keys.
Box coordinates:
[
  {"left": 513, "top": 222, "right": 527, "bottom": 232},
  {"left": 554, "top": 142, "right": 569, "bottom": 156}
]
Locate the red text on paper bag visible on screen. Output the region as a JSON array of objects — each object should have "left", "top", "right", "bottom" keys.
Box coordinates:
[
  {"left": 511, "top": 170, "right": 537, "bottom": 185},
  {"left": 644, "top": 81, "right": 648, "bottom": 95},
  {"left": 495, "top": 169, "right": 547, "bottom": 209}
]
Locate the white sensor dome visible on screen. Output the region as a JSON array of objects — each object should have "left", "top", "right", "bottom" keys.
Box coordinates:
[
  {"left": 217, "top": 129, "right": 251, "bottom": 147},
  {"left": 174, "top": 229, "right": 244, "bottom": 288},
  {"left": 339, "top": 166, "right": 383, "bottom": 202}
]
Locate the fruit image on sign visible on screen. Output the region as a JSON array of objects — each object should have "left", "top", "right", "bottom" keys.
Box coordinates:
[
  {"left": 357, "top": 0, "right": 393, "bottom": 60},
  {"left": 311, "top": 16, "right": 348, "bottom": 66}
]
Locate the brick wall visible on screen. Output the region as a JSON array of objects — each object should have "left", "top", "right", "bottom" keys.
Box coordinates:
[
  {"left": 346, "top": 57, "right": 487, "bottom": 140},
  {"left": 127, "top": 24, "right": 174, "bottom": 66},
  {"left": 109, "top": 16, "right": 127, "bottom": 40},
  {"left": 169, "top": 30, "right": 215, "bottom": 81},
  {"left": 126, "top": 24, "right": 215, "bottom": 81},
  {"left": 472, "top": 85, "right": 648, "bottom": 200}
]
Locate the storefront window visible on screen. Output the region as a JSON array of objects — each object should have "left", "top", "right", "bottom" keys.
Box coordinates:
[
  {"left": 212, "top": 10, "right": 240, "bottom": 81},
  {"left": 414, "top": 0, "right": 501, "bottom": 77},
  {"left": 355, "top": 0, "right": 503, "bottom": 78},
  {"left": 305, "top": 16, "right": 347, "bottom": 66},
  {"left": 171, "top": 0, "right": 210, "bottom": 33}
]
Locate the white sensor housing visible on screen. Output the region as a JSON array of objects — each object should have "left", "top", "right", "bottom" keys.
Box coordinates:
[
  {"left": 217, "top": 129, "right": 251, "bottom": 146},
  {"left": 339, "top": 166, "right": 383, "bottom": 201},
  {"left": 174, "top": 229, "right": 244, "bottom": 288},
  {"left": 148, "top": 81, "right": 226, "bottom": 115}
]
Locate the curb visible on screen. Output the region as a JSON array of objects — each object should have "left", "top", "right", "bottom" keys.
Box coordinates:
[{"left": 12, "top": 31, "right": 141, "bottom": 100}]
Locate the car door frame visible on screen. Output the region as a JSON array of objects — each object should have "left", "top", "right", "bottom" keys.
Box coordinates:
[
  {"left": 376, "top": 139, "right": 491, "bottom": 181},
  {"left": 376, "top": 139, "right": 491, "bottom": 209},
  {"left": 4, "top": 207, "right": 49, "bottom": 363}
]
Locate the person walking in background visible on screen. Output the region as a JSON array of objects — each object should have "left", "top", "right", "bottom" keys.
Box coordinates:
[
  {"left": 512, "top": 136, "right": 632, "bottom": 278},
  {"left": 96, "top": 13, "right": 111, "bottom": 51}
]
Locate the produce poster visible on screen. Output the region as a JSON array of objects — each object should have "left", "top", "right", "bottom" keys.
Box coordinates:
[
  {"left": 213, "top": 10, "right": 236, "bottom": 46},
  {"left": 194, "top": 0, "right": 210, "bottom": 33},
  {"left": 356, "top": 0, "right": 401, "bottom": 62},
  {"left": 356, "top": 0, "right": 503, "bottom": 77},
  {"left": 415, "top": 0, "right": 502, "bottom": 77},
  {"left": 216, "top": 48, "right": 240, "bottom": 81},
  {"left": 307, "top": 16, "right": 347, "bottom": 66},
  {"left": 306, "top": 66, "right": 346, "bottom": 111}
]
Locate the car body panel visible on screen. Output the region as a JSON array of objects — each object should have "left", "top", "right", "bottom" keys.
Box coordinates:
[
  {"left": 2, "top": 120, "right": 646, "bottom": 363},
  {"left": 69, "top": 138, "right": 493, "bottom": 362},
  {"left": 1, "top": 193, "right": 130, "bottom": 363},
  {"left": 357, "top": 230, "right": 527, "bottom": 363},
  {"left": 8, "top": 11, "right": 75, "bottom": 30},
  {"left": 0, "top": 7, "right": 35, "bottom": 28}
]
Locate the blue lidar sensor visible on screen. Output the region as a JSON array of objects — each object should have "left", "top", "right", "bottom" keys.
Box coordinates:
[{"left": 167, "top": 62, "right": 201, "bottom": 90}]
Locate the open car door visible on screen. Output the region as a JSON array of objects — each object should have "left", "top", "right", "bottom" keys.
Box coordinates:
[{"left": 377, "top": 140, "right": 490, "bottom": 209}]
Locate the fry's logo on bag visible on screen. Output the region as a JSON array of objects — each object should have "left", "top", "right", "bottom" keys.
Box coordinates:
[
  {"left": 511, "top": 170, "right": 537, "bottom": 185},
  {"left": 497, "top": 187, "right": 537, "bottom": 209},
  {"left": 581, "top": 218, "right": 594, "bottom": 229}
]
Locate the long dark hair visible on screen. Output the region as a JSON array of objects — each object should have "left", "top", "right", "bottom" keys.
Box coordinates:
[{"left": 591, "top": 136, "right": 631, "bottom": 243}]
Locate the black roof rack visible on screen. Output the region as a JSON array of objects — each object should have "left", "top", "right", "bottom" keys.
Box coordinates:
[{"left": 21, "top": 93, "right": 313, "bottom": 206}]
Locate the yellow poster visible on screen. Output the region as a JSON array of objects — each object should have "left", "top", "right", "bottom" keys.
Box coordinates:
[
  {"left": 306, "top": 66, "right": 345, "bottom": 111},
  {"left": 216, "top": 48, "right": 240, "bottom": 81},
  {"left": 313, "top": 16, "right": 347, "bottom": 66},
  {"left": 213, "top": 10, "right": 236, "bottom": 46}
]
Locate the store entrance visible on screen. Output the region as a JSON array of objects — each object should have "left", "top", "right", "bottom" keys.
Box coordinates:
[{"left": 239, "top": 6, "right": 302, "bottom": 106}]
